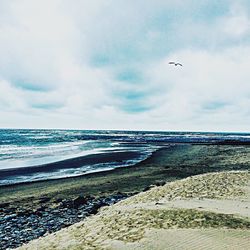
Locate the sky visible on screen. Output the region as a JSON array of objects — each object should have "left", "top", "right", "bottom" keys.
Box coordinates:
[{"left": 0, "top": 0, "right": 250, "bottom": 132}]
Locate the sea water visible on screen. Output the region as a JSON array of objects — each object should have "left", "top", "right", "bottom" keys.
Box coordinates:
[{"left": 0, "top": 129, "right": 249, "bottom": 185}]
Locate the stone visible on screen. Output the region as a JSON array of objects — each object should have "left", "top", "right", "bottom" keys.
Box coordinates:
[
  {"left": 0, "top": 193, "right": 131, "bottom": 250},
  {"left": 0, "top": 202, "right": 10, "bottom": 209},
  {"left": 39, "top": 197, "right": 51, "bottom": 203},
  {"left": 72, "top": 196, "right": 88, "bottom": 208},
  {"left": 143, "top": 185, "right": 155, "bottom": 192}
]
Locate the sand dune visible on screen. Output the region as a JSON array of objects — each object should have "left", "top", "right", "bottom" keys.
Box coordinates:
[{"left": 18, "top": 171, "right": 250, "bottom": 250}]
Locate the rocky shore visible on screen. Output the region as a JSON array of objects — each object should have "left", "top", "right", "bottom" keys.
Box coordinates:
[{"left": 0, "top": 192, "right": 131, "bottom": 249}]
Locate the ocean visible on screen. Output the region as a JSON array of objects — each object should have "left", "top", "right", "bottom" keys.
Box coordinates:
[{"left": 0, "top": 129, "right": 249, "bottom": 185}]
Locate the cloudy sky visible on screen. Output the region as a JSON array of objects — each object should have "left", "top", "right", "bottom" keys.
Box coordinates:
[{"left": 0, "top": 0, "right": 250, "bottom": 132}]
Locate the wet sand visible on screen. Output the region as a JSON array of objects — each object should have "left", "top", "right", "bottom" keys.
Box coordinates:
[
  {"left": 0, "top": 151, "right": 141, "bottom": 178},
  {"left": 1, "top": 144, "right": 250, "bottom": 210}
]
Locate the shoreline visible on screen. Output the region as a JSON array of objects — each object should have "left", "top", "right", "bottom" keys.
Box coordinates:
[
  {"left": 0, "top": 150, "right": 143, "bottom": 180},
  {"left": 0, "top": 143, "right": 212, "bottom": 187},
  {"left": 0, "top": 144, "right": 250, "bottom": 249},
  {"left": 0, "top": 147, "right": 165, "bottom": 188},
  {"left": 1, "top": 140, "right": 249, "bottom": 187},
  {"left": 1, "top": 144, "right": 250, "bottom": 206}
]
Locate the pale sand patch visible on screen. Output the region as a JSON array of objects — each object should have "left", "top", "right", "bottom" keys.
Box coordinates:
[
  {"left": 108, "top": 229, "right": 250, "bottom": 250},
  {"left": 18, "top": 171, "right": 250, "bottom": 250},
  {"left": 116, "top": 198, "right": 250, "bottom": 218}
]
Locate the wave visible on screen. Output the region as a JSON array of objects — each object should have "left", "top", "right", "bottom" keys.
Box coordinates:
[
  {"left": 0, "top": 149, "right": 154, "bottom": 186},
  {"left": 1, "top": 129, "right": 250, "bottom": 185}
]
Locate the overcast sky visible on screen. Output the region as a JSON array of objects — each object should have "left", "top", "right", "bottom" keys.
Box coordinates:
[{"left": 0, "top": 0, "right": 250, "bottom": 132}]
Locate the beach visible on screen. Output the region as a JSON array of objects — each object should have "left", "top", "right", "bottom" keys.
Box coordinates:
[
  {"left": 18, "top": 171, "right": 250, "bottom": 250},
  {"left": 2, "top": 0, "right": 250, "bottom": 248},
  {"left": 0, "top": 144, "right": 250, "bottom": 249}
]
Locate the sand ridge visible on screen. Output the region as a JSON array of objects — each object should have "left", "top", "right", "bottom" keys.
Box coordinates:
[
  {"left": 18, "top": 171, "right": 250, "bottom": 250},
  {"left": 120, "top": 171, "right": 250, "bottom": 204}
]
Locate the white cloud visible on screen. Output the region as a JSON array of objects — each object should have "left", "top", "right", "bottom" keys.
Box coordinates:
[
  {"left": 220, "top": 3, "right": 250, "bottom": 38},
  {"left": 0, "top": 0, "right": 250, "bottom": 132},
  {"left": 0, "top": 79, "right": 27, "bottom": 111},
  {"left": 146, "top": 46, "right": 250, "bottom": 131}
]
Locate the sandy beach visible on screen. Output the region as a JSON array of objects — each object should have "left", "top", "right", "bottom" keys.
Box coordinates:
[
  {"left": 18, "top": 171, "right": 250, "bottom": 250},
  {"left": 1, "top": 144, "right": 250, "bottom": 249}
]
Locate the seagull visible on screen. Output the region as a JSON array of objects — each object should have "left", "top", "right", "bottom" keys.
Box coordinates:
[{"left": 169, "top": 61, "right": 183, "bottom": 67}]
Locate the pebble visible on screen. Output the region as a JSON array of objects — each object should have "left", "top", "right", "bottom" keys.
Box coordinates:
[{"left": 0, "top": 193, "right": 130, "bottom": 250}]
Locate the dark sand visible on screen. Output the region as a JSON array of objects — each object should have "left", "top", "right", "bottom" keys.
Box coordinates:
[
  {"left": 0, "top": 151, "right": 141, "bottom": 178},
  {"left": 0, "top": 144, "right": 249, "bottom": 211}
]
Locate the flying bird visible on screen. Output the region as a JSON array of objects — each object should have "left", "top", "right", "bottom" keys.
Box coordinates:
[{"left": 169, "top": 61, "right": 183, "bottom": 66}]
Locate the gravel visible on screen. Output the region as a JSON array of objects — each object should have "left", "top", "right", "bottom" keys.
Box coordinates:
[{"left": 0, "top": 192, "right": 130, "bottom": 249}]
